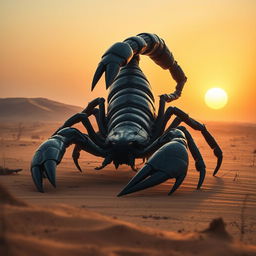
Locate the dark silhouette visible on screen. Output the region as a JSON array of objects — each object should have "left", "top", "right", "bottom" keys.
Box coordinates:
[{"left": 31, "top": 33, "right": 222, "bottom": 195}]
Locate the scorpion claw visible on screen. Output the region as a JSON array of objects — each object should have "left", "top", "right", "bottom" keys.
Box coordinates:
[
  {"left": 118, "top": 167, "right": 169, "bottom": 197},
  {"left": 168, "top": 175, "right": 186, "bottom": 195},
  {"left": 31, "top": 166, "right": 44, "bottom": 193},
  {"left": 119, "top": 164, "right": 152, "bottom": 194},
  {"left": 119, "top": 141, "right": 189, "bottom": 196},
  {"left": 44, "top": 160, "right": 57, "bottom": 187},
  {"left": 31, "top": 136, "right": 66, "bottom": 192}
]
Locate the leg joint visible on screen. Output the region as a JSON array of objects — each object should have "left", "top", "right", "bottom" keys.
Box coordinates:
[
  {"left": 98, "top": 97, "right": 105, "bottom": 103},
  {"left": 165, "top": 106, "right": 175, "bottom": 115},
  {"left": 57, "top": 127, "right": 83, "bottom": 138},
  {"left": 176, "top": 125, "right": 187, "bottom": 132},
  {"left": 173, "top": 107, "right": 189, "bottom": 120}
]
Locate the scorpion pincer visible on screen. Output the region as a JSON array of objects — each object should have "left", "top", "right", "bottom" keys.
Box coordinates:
[{"left": 31, "top": 33, "right": 223, "bottom": 195}]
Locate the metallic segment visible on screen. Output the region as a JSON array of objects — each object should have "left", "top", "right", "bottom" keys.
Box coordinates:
[
  {"left": 107, "top": 113, "right": 152, "bottom": 133},
  {"left": 108, "top": 75, "right": 154, "bottom": 102},
  {"left": 105, "top": 62, "right": 120, "bottom": 88},
  {"left": 108, "top": 88, "right": 155, "bottom": 107},
  {"left": 108, "top": 107, "right": 154, "bottom": 125},
  {"left": 108, "top": 94, "right": 155, "bottom": 119}
]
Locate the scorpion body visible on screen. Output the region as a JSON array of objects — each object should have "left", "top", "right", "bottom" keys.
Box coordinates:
[
  {"left": 106, "top": 56, "right": 155, "bottom": 168},
  {"left": 108, "top": 56, "right": 155, "bottom": 136},
  {"left": 31, "top": 33, "right": 223, "bottom": 196}
]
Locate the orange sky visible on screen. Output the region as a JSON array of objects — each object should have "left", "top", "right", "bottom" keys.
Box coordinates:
[{"left": 1, "top": 0, "right": 256, "bottom": 122}]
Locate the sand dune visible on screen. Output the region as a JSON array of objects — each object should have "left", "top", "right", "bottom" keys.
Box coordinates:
[
  {"left": 1, "top": 184, "right": 255, "bottom": 256},
  {"left": 0, "top": 97, "right": 82, "bottom": 122}
]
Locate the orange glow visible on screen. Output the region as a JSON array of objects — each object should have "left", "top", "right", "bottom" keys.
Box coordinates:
[{"left": 1, "top": 0, "right": 256, "bottom": 122}]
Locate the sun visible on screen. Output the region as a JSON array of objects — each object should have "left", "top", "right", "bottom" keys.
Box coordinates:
[{"left": 204, "top": 88, "right": 228, "bottom": 109}]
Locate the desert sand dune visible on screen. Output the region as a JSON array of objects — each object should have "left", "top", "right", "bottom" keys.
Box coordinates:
[
  {"left": 1, "top": 184, "right": 256, "bottom": 256},
  {"left": 0, "top": 98, "right": 82, "bottom": 122},
  {"left": 0, "top": 121, "right": 256, "bottom": 255}
]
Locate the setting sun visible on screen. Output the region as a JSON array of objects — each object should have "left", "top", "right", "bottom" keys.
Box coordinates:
[{"left": 204, "top": 88, "right": 228, "bottom": 110}]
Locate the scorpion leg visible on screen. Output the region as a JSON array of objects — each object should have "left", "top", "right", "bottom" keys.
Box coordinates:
[
  {"left": 153, "top": 95, "right": 166, "bottom": 133},
  {"left": 82, "top": 97, "right": 107, "bottom": 137},
  {"left": 72, "top": 144, "right": 82, "bottom": 172},
  {"left": 154, "top": 107, "right": 222, "bottom": 176},
  {"left": 31, "top": 127, "right": 105, "bottom": 192},
  {"left": 53, "top": 112, "right": 105, "bottom": 147},
  {"left": 54, "top": 97, "right": 107, "bottom": 138},
  {"left": 91, "top": 108, "right": 107, "bottom": 137},
  {"left": 167, "top": 107, "right": 223, "bottom": 175},
  {"left": 152, "top": 103, "right": 175, "bottom": 140},
  {"left": 177, "top": 126, "right": 206, "bottom": 189},
  {"left": 63, "top": 98, "right": 107, "bottom": 171},
  {"left": 67, "top": 98, "right": 107, "bottom": 173},
  {"left": 169, "top": 117, "right": 182, "bottom": 129}
]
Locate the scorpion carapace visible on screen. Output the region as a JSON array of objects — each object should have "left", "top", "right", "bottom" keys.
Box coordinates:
[{"left": 31, "top": 33, "right": 223, "bottom": 195}]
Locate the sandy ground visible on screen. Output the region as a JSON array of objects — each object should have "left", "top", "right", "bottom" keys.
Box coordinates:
[
  {"left": 1, "top": 185, "right": 256, "bottom": 256},
  {"left": 0, "top": 121, "right": 256, "bottom": 254}
]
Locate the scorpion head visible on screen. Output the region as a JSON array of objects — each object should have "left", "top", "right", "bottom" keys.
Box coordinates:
[{"left": 106, "top": 124, "right": 149, "bottom": 169}]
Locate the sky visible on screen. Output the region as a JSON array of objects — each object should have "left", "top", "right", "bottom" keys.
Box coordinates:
[{"left": 1, "top": 0, "right": 256, "bottom": 123}]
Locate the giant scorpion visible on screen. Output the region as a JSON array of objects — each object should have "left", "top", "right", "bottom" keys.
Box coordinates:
[{"left": 31, "top": 33, "right": 223, "bottom": 195}]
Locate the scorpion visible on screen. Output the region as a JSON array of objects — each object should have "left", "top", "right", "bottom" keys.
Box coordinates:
[{"left": 31, "top": 33, "right": 223, "bottom": 196}]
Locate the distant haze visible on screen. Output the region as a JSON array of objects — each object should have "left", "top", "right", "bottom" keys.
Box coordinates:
[{"left": 0, "top": 98, "right": 82, "bottom": 122}]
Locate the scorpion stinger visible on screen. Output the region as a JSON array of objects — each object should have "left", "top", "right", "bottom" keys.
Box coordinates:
[
  {"left": 31, "top": 33, "right": 223, "bottom": 195},
  {"left": 92, "top": 42, "right": 134, "bottom": 90}
]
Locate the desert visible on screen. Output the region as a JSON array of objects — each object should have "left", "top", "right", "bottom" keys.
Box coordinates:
[
  {"left": 2, "top": 1, "right": 256, "bottom": 255},
  {"left": 0, "top": 98, "right": 256, "bottom": 255}
]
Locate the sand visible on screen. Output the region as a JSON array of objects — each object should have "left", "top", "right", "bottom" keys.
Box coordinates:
[
  {"left": 1, "top": 184, "right": 256, "bottom": 256},
  {"left": 0, "top": 121, "right": 256, "bottom": 255}
]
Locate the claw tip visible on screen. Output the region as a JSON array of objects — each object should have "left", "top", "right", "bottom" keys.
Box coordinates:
[{"left": 117, "top": 192, "right": 126, "bottom": 197}]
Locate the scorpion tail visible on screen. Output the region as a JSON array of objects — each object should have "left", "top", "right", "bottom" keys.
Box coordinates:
[
  {"left": 91, "top": 60, "right": 120, "bottom": 90},
  {"left": 117, "top": 164, "right": 169, "bottom": 197},
  {"left": 105, "top": 62, "right": 120, "bottom": 88},
  {"left": 91, "top": 42, "right": 133, "bottom": 90}
]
